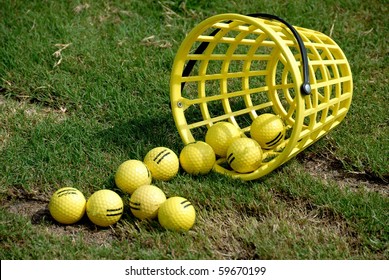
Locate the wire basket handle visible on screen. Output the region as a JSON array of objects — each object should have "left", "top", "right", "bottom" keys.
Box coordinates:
[{"left": 181, "top": 13, "right": 312, "bottom": 95}]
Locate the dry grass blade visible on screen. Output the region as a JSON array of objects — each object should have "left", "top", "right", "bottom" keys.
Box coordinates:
[
  {"left": 52, "top": 43, "right": 72, "bottom": 68},
  {"left": 140, "top": 35, "right": 172, "bottom": 48}
]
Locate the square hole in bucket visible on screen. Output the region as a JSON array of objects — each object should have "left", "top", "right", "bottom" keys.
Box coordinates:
[
  {"left": 273, "top": 59, "right": 294, "bottom": 87},
  {"left": 254, "top": 40, "right": 275, "bottom": 55},
  {"left": 316, "top": 86, "right": 325, "bottom": 104},
  {"left": 228, "top": 60, "right": 244, "bottom": 73},
  {"left": 326, "top": 107, "right": 335, "bottom": 119},
  {"left": 190, "top": 126, "right": 208, "bottom": 142},
  {"left": 205, "top": 79, "right": 221, "bottom": 97},
  {"left": 325, "top": 64, "right": 337, "bottom": 79},
  {"left": 288, "top": 46, "right": 301, "bottom": 57},
  {"left": 249, "top": 75, "right": 267, "bottom": 90},
  {"left": 303, "top": 115, "right": 313, "bottom": 127},
  {"left": 252, "top": 93, "right": 272, "bottom": 111},
  {"left": 206, "top": 100, "right": 226, "bottom": 119},
  {"left": 206, "top": 60, "right": 223, "bottom": 75},
  {"left": 315, "top": 109, "right": 326, "bottom": 124},
  {"left": 185, "top": 103, "right": 206, "bottom": 127},
  {"left": 181, "top": 81, "right": 199, "bottom": 100},
  {"left": 212, "top": 42, "right": 231, "bottom": 55},
  {"left": 227, "top": 77, "right": 243, "bottom": 93},
  {"left": 314, "top": 66, "right": 327, "bottom": 83},
  {"left": 250, "top": 59, "right": 269, "bottom": 71},
  {"left": 329, "top": 83, "right": 338, "bottom": 100},
  {"left": 227, "top": 95, "right": 247, "bottom": 116},
  {"left": 274, "top": 87, "right": 298, "bottom": 125},
  {"left": 233, "top": 113, "right": 254, "bottom": 130},
  {"left": 234, "top": 44, "right": 252, "bottom": 55}
]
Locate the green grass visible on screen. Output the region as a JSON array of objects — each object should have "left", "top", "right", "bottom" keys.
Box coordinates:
[{"left": 0, "top": 0, "right": 388, "bottom": 260}]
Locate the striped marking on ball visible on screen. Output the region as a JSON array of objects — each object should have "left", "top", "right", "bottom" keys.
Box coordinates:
[
  {"left": 153, "top": 149, "right": 171, "bottom": 164},
  {"left": 106, "top": 207, "right": 123, "bottom": 217},
  {"left": 227, "top": 153, "right": 235, "bottom": 165},
  {"left": 180, "top": 200, "right": 192, "bottom": 208},
  {"left": 265, "top": 132, "right": 284, "bottom": 148},
  {"left": 56, "top": 188, "right": 78, "bottom": 198},
  {"left": 142, "top": 162, "right": 152, "bottom": 178},
  {"left": 129, "top": 201, "right": 141, "bottom": 211}
]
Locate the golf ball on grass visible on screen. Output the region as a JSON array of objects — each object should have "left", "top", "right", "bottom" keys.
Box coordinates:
[
  {"left": 143, "top": 147, "right": 179, "bottom": 181},
  {"left": 115, "top": 159, "right": 152, "bottom": 194},
  {"left": 86, "top": 189, "right": 123, "bottom": 227},
  {"left": 250, "top": 113, "right": 285, "bottom": 149},
  {"left": 226, "top": 138, "right": 263, "bottom": 173},
  {"left": 158, "top": 197, "right": 196, "bottom": 231},
  {"left": 179, "top": 141, "right": 216, "bottom": 175},
  {"left": 205, "top": 121, "right": 241, "bottom": 157},
  {"left": 48, "top": 187, "right": 86, "bottom": 225},
  {"left": 129, "top": 185, "right": 166, "bottom": 220}
]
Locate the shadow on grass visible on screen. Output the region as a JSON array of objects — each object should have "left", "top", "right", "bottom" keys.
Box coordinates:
[
  {"left": 96, "top": 110, "right": 183, "bottom": 156},
  {"left": 25, "top": 198, "right": 162, "bottom": 237}
]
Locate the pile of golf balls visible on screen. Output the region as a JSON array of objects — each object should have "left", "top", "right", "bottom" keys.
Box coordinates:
[{"left": 203, "top": 114, "right": 285, "bottom": 173}]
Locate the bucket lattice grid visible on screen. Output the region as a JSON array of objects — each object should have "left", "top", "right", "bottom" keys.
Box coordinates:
[{"left": 170, "top": 13, "right": 353, "bottom": 180}]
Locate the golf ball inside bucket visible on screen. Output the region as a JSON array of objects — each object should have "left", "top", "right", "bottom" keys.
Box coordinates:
[
  {"left": 250, "top": 113, "right": 285, "bottom": 149},
  {"left": 49, "top": 187, "right": 86, "bottom": 224},
  {"left": 226, "top": 137, "right": 263, "bottom": 173},
  {"left": 205, "top": 121, "right": 241, "bottom": 157}
]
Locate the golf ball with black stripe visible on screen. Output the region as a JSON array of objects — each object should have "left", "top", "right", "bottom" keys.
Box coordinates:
[
  {"left": 205, "top": 121, "right": 241, "bottom": 157},
  {"left": 49, "top": 187, "right": 86, "bottom": 224},
  {"left": 226, "top": 137, "right": 263, "bottom": 173},
  {"left": 143, "top": 147, "right": 179, "bottom": 181},
  {"left": 158, "top": 197, "right": 196, "bottom": 231},
  {"left": 129, "top": 185, "right": 166, "bottom": 220},
  {"left": 250, "top": 113, "right": 285, "bottom": 149},
  {"left": 86, "top": 189, "right": 123, "bottom": 227}
]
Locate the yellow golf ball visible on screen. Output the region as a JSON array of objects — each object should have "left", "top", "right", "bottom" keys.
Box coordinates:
[
  {"left": 48, "top": 187, "right": 86, "bottom": 224},
  {"left": 129, "top": 185, "right": 166, "bottom": 220},
  {"left": 86, "top": 189, "right": 123, "bottom": 227},
  {"left": 158, "top": 197, "right": 196, "bottom": 231},
  {"left": 226, "top": 137, "right": 263, "bottom": 173},
  {"left": 205, "top": 121, "right": 241, "bottom": 157},
  {"left": 115, "top": 159, "right": 152, "bottom": 194},
  {"left": 143, "top": 147, "right": 179, "bottom": 181},
  {"left": 179, "top": 141, "right": 216, "bottom": 175},
  {"left": 250, "top": 113, "right": 285, "bottom": 149}
]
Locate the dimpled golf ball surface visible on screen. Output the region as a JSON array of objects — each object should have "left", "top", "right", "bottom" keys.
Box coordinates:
[
  {"left": 250, "top": 113, "right": 285, "bottom": 149},
  {"left": 115, "top": 159, "right": 152, "bottom": 194},
  {"left": 86, "top": 189, "right": 123, "bottom": 227},
  {"left": 129, "top": 185, "right": 166, "bottom": 220},
  {"left": 49, "top": 187, "right": 86, "bottom": 224},
  {"left": 143, "top": 147, "right": 179, "bottom": 181},
  {"left": 158, "top": 197, "right": 196, "bottom": 231},
  {"left": 227, "top": 138, "right": 263, "bottom": 173},
  {"left": 179, "top": 141, "right": 216, "bottom": 175},
  {"left": 205, "top": 122, "right": 241, "bottom": 157}
]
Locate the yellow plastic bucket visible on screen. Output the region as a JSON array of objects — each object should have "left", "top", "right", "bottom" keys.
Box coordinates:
[{"left": 170, "top": 13, "right": 353, "bottom": 180}]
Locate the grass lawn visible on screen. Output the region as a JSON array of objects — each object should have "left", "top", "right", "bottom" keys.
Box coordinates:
[{"left": 0, "top": 0, "right": 388, "bottom": 259}]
